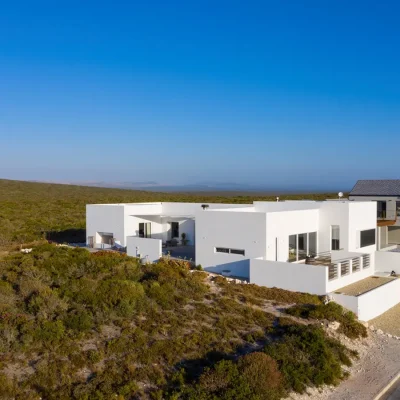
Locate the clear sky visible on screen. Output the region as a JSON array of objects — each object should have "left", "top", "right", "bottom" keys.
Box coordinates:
[{"left": 0, "top": 1, "right": 399, "bottom": 190}]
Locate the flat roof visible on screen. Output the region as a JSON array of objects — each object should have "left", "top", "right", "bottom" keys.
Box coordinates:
[{"left": 334, "top": 276, "right": 398, "bottom": 296}]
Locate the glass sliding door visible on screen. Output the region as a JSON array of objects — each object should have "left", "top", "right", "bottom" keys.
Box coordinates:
[
  {"left": 298, "top": 233, "right": 308, "bottom": 261},
  {"left": 331, "top": 225, "right": 340, "bottom": 250},
  {"left": 288, "top": 232, "right": 318, "bottom": 262},
  {"left": 309, "top": 232, "right": 317, "bottom": 256},
  {"left": 139, "top": 222, "right": 151, "bottom": 238},
  {"left": 288, "top": 235, "right": 297, "bottom": 262}
]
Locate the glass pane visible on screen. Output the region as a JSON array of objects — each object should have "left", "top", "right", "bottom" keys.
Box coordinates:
[
  {"left": 139, "top": 223, "right": 144, "bottom": 238},
  {"left": 145, "top": 222, "right": 151, "bottom": 238},
  {"left": 298, "top": 233, "right": 307, "bottom": 260},
  {"left": 230, "top": 249, "right": 245, "bottom": 256},
  {"left": 289, "top": 234, "right": 297, "bottom": 262},
  {"left": 331, "top": 225, "right": 340, "bottom": 250},
  {"left": 360, "top": 229, "right": 375, "bottom": 247},
  {"left": 309, "top": 232, "right": 317, "bottom": 256}
]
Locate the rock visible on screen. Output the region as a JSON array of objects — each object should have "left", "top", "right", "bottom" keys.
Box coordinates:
[
  {"left": 376, "top": 329, "right": 384, "bottom": 335},
  {"left": 369, "top": 325, "right": 375, "bottom": 331},
  {"left": 363, "top": 322, "right": 369, "bottom": 328},
  {"left": 387, "top": 334, "right": 393, "bottom": 338},
  {"left": 328, "top": 321, "right": 340, "bottom": 330}
]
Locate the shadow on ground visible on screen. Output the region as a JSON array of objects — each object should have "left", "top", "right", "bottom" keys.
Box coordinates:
[{"left": 45, "top": 229, "right": 86, "bottom": 244}]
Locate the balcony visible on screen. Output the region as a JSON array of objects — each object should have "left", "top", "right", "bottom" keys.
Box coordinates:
[
  {"left": 306, "top": 252, "right": 370, "bottom": 281},
  {"left": 377, "top": 210, "right": 397, "bottom": 226}
]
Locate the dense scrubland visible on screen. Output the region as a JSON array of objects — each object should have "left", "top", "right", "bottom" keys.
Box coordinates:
[
  {"left": 0, "top": 245, "right": 365, "bottom": 399},
  {"left": 0, "top": 179, "right": 363, "bottom": 399},
  {"left": 0, "top": 179, "right": 340, "bottom": 249}
]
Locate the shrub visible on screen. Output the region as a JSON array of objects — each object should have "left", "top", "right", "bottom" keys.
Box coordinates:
[
  {"left": 286, "top": 302, "right": 367, "bottom": 339},
  {"left": 238, "top": 352, "right": 285, "bottom": 400},
  {"left": 64, "top": 309, "right": 94, "bottom": 333},
  {"left": 35, "top": 320, "right": 65, "bottom": 343},
  {"left": 265, "top": 324, "right": 352, "bottom": 393}
]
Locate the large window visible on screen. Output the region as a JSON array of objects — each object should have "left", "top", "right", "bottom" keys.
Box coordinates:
[
  {"left": 309, "top": 232, "right": 317, "bottom": 256},
  {"left": 288, "top": 235, "right": 297, "bottom": 262},
  {"left": 397, "top": 201, "right": 400, "bottom": 217},
  {"left": 288, "top": 232, "right": 317, "bottom": 262},
  {"left": 139, "top": 222, "right": 151, "bottom": 238},
  {"left": 360, "top": 229, "right": 375, "bottom": 248},
  {"left": 215, "top": 247, "right": 245, "bottom": 256},
  {"left": 331, "top": 225, "right": 340, "bottom": 250}
]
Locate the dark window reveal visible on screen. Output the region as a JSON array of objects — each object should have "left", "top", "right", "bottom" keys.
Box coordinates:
[{"left": 360, "top": 229, "right": 375, "bottom": 248}]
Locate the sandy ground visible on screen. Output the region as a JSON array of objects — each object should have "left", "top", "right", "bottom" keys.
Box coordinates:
[
  {"left": 288, "top": 330, "right": 400, "bottom": 400},
  {"left": 370, "top": 303, "right": 400, "bottom": 337},
  {"left": 335, "top": 276, "right": 397, "bottom": 296}
]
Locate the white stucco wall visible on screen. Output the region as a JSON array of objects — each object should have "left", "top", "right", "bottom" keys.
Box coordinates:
[
  {"left": 330, "top": 293, "right": 359, "bottom": 316},
  {"left": 86, "top": 204, "right": 126, "bottom": 245},
  {"left": 375, "top": 250, "right": 400, "bottom": 273},
  {"left": 333, "top": 279, "right": 400, "bottom": 321},
  {"left": 250, "top": 258, "right": 328, "bottom": 295},
  {"left": 195, "top": 210, "right": 267, "bottom": 277},
  {"left": 349, "top": 195, "right": 399, "bottom": 223},
  {"left": 357, "top": 279, "right": 400, "bottom": 321},
  {"left": 126, "top": 236, "right": 162, "bottom": 262},
  {"left": 265, "top": 209, "right": 319, "bottom": 262}
]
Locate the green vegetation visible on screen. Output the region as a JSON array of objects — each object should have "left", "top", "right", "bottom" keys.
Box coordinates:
[
  {"left": 0, "top": 178, "right": 341, "bottom": 249},
  {"left": 286, "top": 302, "right": 368, "bottom": 339},
  {"left": 0, "top": 180, "right": 362, "bottom": 399},
  {"left": 0, "top": 245, "right": 363, "bottom": 399}
]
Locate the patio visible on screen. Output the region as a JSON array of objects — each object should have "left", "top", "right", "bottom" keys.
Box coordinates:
[{"left": 162, "top": 245, "right": 195, "bottom": 262}]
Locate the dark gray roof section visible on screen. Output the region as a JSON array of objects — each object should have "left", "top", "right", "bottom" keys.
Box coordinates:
[{"left": 350, "top": 180, "right": 400, "bottom": 196}]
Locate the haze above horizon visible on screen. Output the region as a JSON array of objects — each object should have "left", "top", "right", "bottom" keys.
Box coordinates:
[{"left": 0, "top": 1, "right": 399, "bottom": 191}]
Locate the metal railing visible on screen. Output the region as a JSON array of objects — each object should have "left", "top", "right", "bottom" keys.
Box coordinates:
[
  {"left": 352, "top": 257, "right": 361, "bottom": 272},
  {"left": 363, "top": 254, "right": 370, "bottom": 269},
  {"left": 341, "top": 260, "right": 350, "bottom": 276}
]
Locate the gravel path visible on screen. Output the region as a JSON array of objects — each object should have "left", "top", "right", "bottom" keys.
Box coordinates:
[
  {"left": 335, "top": 276, "right": 397, "bottom": 296},
  {"left": 287, "top": 331, "right": 400, "bottom": 400},
  {"left": 370, "top": 303, "right": 400, "bottom": 337}
]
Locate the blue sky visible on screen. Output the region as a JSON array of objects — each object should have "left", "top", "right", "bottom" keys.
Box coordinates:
[{"left": 0, "top": 1, "right": 399, "bottom": 190}]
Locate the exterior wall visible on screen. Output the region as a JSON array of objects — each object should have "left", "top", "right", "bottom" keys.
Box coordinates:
[
  {"left": 318, "top": 202, "right": 377, "bottom": 254},
  {"left": 327, "top": 265, "right": 373, "bottom": 293},
  {"left": 349, "top": 195, "right": 399, "bottom": 224},
  {"left": 388, "top": 226, "right": 400, "bottom": 244},
  {"left": 160, "top": 217, "right": 195, "bottom": 244},
  {"left": 254, "top": 201, "right": 319, "bottom": 212},
  {"left": 375, "top": 250, "right": 400, "bottom": 274},
  {"left": 250, "top": 259, "right": 328, "bottom": 295},
  {"left": 318, "top": 202, "right": 350, "bottom": 253},
  {"left": 86, "top": 205, "right": 126, "bottom": 245},
  {"left": 195, "top": 210, "right": 267, "bottom": 278},
  {"left": 265, "top": 209, "right": 319, "bottom": 262},
  {"left": 332, "top": 279, "right": 400, "bottom": 321},
  {"left": 357, "top": 279, "right": 400, "bottom": 320},
  {"left": 348, "top": 202, "right": 377, "bottom": 253},
  {"left": 126, "top": 236, "right": 162, "bottom": 262},
  {"left": 330, "top": 293, "right": 359, "bottom": 316}
]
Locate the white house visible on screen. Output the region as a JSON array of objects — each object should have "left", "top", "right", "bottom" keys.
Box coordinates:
[
  {"left": 86, "top": 198, "right": 400, "bottom": 321},
  {"left": 349, "top": 179, "right": 400, "bottom": 251}
]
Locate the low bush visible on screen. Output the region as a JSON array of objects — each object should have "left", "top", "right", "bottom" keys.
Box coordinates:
[
  {"left": 286, "top": 302, "right": 367, "bottom": 339},
  {"left": 265, "top": 324, "right": 354, "bottom": 393}
]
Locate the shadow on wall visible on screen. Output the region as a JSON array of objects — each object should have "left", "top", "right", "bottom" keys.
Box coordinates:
[
  {"left": 204, "top": 259, "right": 250, "bottom": 279},
  {"left": 45, "top": 229, "right": 86, "bottom": 244}
]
